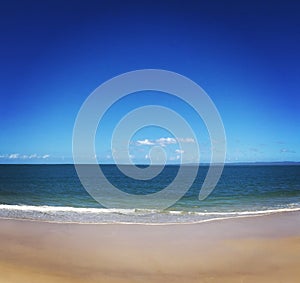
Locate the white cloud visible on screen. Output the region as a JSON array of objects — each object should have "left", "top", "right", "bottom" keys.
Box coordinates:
[
  {"left": 136, "top": 139, "right": 155, "bottom": 146},
  {"left": 9, "top": 153, "right": 20, "bottom": 159},
  {"left": 175, "top": 149, "right": 184, "bottom": 154},
  {"left": 177, "top": 137, "right": 195, "bottom": 143},
  {"left": 1, "top": 153, "right": 50, "bottom": 160},
  {"left": 29, "top": 154, "right": 38, "bottom": 159},
  {"left": 156, "top": 137, "right": 177, "bottom": 146},
  {"left": 136, "top": 137, "right": 194, "bottom": 147}
]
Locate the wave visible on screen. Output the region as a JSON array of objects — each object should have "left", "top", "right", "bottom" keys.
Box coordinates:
[
  {"left": 0, "top": 203, "right": 300, "bottom": 224},
  {"left": 0, "top": 204, "right": 138, "bottom": 214}
]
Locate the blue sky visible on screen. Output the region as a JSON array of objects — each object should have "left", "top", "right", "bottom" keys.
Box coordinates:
[{"left": 0, "top": 0, "right": 299, "bottom": 164}]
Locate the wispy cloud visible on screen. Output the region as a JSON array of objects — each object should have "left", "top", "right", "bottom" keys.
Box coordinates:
[
  {"left": 136, "top": 139, "right": 155, "bottom": 146},
  {"left": 280, "top": 148, "right": 296, "bottom": 153},
  {"left": 9, "top": 153, "right": 20, "bottom": 159},
  {"left": 156, "top": 137, "right": 177, "bottom": 146},
  {"left": 0, "top": 153, "right": 50, "bottom": 160},
  {"left": 177, "top": 138, "right": 195, "bottom": 143},
  {"left": 169, "top": 155, "right": 181, "bottom": 161},
  {"left": 136, "top": 137, "right": 195, "bottom": 147}
]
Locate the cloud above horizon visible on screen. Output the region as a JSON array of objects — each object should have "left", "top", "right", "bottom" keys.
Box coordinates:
[
  {"left": 280, "top": 148, "right": 296, "bottom": 154},
  {"left": 0, "top": 153, "right": 50, "bottom": 160},
  {"left": 136, "top": 137, "right": 195, "bottom": 147}
]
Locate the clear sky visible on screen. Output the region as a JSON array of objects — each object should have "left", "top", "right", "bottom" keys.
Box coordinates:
[{"left": 0, "top": 0, "right": 299, "bottom": 164}]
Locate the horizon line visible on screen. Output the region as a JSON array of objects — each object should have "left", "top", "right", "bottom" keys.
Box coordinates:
[{"left": 1, "top": 161, "right": 299, "bottom": 166}]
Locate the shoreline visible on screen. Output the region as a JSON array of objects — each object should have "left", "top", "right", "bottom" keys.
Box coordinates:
[
  {"left": 0, "top": 210, "right": 298, "bottom": 226},
  {"left": 1, "top": 211, "right": 300, "bottom": 282},
  {"left": 1, "top": 204, "right": 300, "bottom": 225}
]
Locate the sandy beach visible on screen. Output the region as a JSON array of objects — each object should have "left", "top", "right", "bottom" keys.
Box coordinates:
[{"left": 0, "top": 212, "right": 300, "bottom": 283}]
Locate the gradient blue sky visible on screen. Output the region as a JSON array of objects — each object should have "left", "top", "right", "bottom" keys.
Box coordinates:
[{"left": 0, "top": 0, "right": 299, "bottom": 164}]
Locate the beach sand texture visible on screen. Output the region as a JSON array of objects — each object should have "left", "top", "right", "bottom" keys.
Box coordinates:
[{"left": 1, "top": 212, "right": 300, "bottom": 283}]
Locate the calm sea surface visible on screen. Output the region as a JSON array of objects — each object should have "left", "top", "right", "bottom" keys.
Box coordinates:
[{"left": 0, "top": 164, "right": 299, "bottom": 223}]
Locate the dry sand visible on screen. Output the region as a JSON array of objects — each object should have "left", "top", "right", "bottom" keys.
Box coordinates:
[{"left": 1, "top": 212, "right": 300, "bottom": 283}]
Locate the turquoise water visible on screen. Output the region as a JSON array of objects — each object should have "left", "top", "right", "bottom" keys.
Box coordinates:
[{"left": 0, "top": 164, "right": 299, "bottom": 223}]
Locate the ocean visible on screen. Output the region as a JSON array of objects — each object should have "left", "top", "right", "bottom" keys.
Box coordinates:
[{"left": 0, "top": 164, "right": 299, "bottom": 224}]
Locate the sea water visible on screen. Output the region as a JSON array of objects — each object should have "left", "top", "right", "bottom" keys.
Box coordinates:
[{"left": 0, "top": 164, "right": 299, "bottom": 224}]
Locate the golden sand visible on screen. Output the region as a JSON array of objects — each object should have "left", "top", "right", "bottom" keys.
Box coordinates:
[{"left": 1, "top": 212, "right": 300, "bottom": 283}]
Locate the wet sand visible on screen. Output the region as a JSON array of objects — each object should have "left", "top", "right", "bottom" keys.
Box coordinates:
[{"left": 0, "top": 211, "right": 300, "bottom": 283}]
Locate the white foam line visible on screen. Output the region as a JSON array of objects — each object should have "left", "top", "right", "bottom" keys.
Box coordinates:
[
  {"left": 0, "top": 204, "right": 300, "bottom": 216},
  {"left": 0, "top": 204, "right": 138, "bottom": 214},
  {"left": 0, "top": 204, "right": 300, "bottom": 226}
]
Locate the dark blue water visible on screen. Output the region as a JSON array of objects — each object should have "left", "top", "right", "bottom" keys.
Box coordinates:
[{"left": 0, "top": 164, "right": 299, "bottom": 223}]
